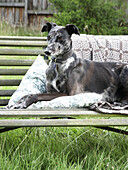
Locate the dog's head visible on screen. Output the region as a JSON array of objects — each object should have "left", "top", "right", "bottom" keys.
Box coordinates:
[{"left": 41, "top": 22, "right": 80, "bottom": 58}]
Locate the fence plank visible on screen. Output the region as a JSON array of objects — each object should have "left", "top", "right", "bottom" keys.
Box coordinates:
[
  {"left": 27, "top": 10, "right": 54, "bottom": 15},
  {"left": 0, "top": 0, "right": 53, "bottom": 26},
  {"left": 0, "top": 3, "right": 25, "bottom": 7},
  {"left": 33, "top": 0, "right": 38, "bottom": 9},
  {"left": 24, "top": 0, "right": 28, "bottom": 26}
]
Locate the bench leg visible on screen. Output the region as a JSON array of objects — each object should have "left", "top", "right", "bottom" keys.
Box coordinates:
[
  {"left": 0, "top": 127, "right": 20, "bottom": 133},
  {"left": 94, "top": 126, "right": 128, "bottom": 135},
  {"left": 0, "top": 126, "right": 128, "bottom": 135}
]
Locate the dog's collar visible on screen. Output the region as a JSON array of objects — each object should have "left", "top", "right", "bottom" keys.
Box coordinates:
[{"left": 49, "top": 50, "right": 74, "bottom": 64}]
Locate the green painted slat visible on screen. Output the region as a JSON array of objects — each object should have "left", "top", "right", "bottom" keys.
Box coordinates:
[
  {"left": 0, "top": 59, "right": 34, "bottom": 66},
  {"left": 0, "top": 40, "right": 47, "bottom": 47},
  {"left": 0, "top": 90, "right": 15, "bottom": 96},
  {"left": 0, "top": 79, "right": 21, "bottom": 86},
  {"left": 0, "top": 36, "right": 47, "bottom": 41},
  {"left": 0, "top": 49, "right": 45, "bottom": 56},
  {"left": 0, "top": 69, "right": 28, "bottom": 75}
]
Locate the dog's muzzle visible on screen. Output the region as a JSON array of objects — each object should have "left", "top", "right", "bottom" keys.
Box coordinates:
[{"left": 44, "top": 48, "right": 52, "bottom": 56}]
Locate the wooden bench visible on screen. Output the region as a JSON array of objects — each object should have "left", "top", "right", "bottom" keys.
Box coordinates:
[{"left": 0, "top": 36, "right": 128, "bottom": 135}]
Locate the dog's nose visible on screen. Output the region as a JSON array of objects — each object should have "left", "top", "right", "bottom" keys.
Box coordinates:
[{"left": 44, "top": 50, "right": 51, "bottom": 56}]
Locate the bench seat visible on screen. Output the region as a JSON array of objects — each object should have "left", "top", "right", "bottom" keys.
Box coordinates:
[{"left": 0, "top": 35, "right": 128, "bottom": 135}]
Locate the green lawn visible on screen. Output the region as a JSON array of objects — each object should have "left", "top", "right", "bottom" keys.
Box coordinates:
[{"left": 0, "top": 127, "right": 128, "bottom": 170}]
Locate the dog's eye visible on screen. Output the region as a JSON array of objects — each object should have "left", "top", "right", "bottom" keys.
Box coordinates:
[
  {"left": 57, "top": 36, "right": 63, "bottom": 41},
  {"left": 47, "top": 36, "right": 51, "bottom": 41}
]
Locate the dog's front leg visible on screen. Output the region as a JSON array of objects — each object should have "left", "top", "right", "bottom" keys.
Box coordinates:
[{"left": 7, "top": 92, "right": 67, "bottom": 109}]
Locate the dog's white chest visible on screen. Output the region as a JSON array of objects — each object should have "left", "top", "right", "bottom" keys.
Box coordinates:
[
  {"left": 62, "top": 57, "right": 75, "bottom": 71},
  {"left": 46, "top": 57, "right": 75, "bottom": 92},
  {"left": 51, "top": 77, "right": 60, "bottom": 92}
]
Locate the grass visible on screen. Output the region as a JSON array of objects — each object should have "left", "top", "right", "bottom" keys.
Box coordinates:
[
  {"left": 0, "top": 127, "right": 128, "bottom": 170},
  {"left": 0, "top": 22, "right": 128, "bottom": 169},
  {"left": 0, "top": 22, "right": 42, "bottom": 36}
]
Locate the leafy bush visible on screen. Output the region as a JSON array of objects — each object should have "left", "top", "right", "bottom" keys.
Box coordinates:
[{"left": 48, "top": 0, "right": 127, "bottom": 35}]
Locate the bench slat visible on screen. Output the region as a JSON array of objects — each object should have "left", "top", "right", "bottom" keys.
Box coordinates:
[
  {"left": 0, "top": 119, "right": 128, "bottom": 127},
  {"left": 0, "top": 59, "right": 34, "bottom": 66},
  {"left": 0, "top": 36, "right": 47, "bottom": 41},
  {"left": 0, "top": 99, "right": 9, "bottom": 106},
  {"left": 0, "top": 109, "right": 127, "bottom": 117},
  {"left": 0, "top": 90, "right": 15, "bottom": 96},
  {"left": 0, "top": 69, "right": 28, "bottom": 75},
  {"left": 0, "top": 40, "right": 47, "bottom": 47},
  {"left": 0, "top": 49, "right": 44, "bottom": 56},
  {"left": 0, "top": 79, "right": 21, "bottom": 86}
]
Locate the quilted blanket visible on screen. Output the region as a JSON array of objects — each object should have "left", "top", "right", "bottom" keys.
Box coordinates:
[{"left": 72, "top": 34, "right": 128, "bottom": 63}]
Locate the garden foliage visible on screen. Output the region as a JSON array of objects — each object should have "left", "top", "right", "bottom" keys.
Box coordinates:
[{"left": 49, "top": 0, "right": 128, "bottom": 35}]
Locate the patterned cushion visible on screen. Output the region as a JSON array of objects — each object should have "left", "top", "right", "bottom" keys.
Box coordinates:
[
  {"left": 28, "top": 92, "right": 102, "bottom": 109},
  {"left": 8, "top": 55, "right": 48, "bottom": 107}
]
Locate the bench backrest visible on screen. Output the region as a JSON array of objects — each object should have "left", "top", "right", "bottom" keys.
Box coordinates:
[{"left": 0, "top": 36, "right": 47, "bottom": 106}]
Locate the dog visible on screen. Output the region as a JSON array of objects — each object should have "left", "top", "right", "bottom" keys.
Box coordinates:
[{"left": 7, "top": 22, "right": 128, "bottom": 109}]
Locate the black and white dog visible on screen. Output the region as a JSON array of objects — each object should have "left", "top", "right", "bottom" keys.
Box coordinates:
[{"left": 8, "top": 22, "right": 128, "bottom": 109}]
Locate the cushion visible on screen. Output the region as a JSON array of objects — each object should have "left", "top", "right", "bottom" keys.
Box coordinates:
[
  {"left": 28, "top": 92, "right": 102, "bottom": 109},
  {"left": 8, "top": 55, "right": 48, "bottom": 107}
]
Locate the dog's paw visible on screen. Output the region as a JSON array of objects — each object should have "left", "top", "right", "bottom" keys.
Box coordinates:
[
  {"left": 89, "top": 101, "right": 113, "bottom": 111},
  {"left": 5, "top": 102, "right": 27, "bottom": 109},
  {"left": 6, "top": 94, "right": 35, "bottom": 109},
  {"left": 89, "top": 102, "right": 99, "bottom": 110}
]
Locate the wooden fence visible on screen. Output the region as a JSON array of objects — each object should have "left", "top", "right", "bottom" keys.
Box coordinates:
[{"left": 0, "top": 0, "right": 54, "bottom": 26}]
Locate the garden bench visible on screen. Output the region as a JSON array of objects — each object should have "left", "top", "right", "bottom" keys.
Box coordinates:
[{"left": 0, "top": 36, "right": 128, "bottom": 135}]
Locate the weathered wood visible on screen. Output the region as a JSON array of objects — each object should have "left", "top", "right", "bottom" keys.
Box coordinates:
[
  {"left": 15, "top": 6, "right": 20, "bottom": 25},
  {"left": 0, "top": 40, "right": 47, "bottom": 47},
  {"left": 42, "top": 0, "right": 46, "bottom": 10},
  {"left": 0, "top": 109, "right": 127, "bottom": 117},
  {"left": 0, "top": 90, "right": 15, "bottom": 96},
  {"left": 0, "top": 49, "right": 44, "bottom": 56},
  {"left": 0, "top": 99, "right": 9, "bottom": 106},
  {"left": 27, "top": 10, "right": 54, "bottom": 15},
  {"left": 24, "top": 0, "right": 28, "bottom": 26},
  {"left": 0, "top": 119, "right": 128, "bottom": 127},
  {"left": 0, "top": 36, "right": 47, "bottom": 41},
  {"left": 0, "top": 0, "right": 54, "bottom": 27},
  {"left": 0, "top": 59, "right": 34, "bottom": 66},
  {"left": 0, "top": 69, "right": 28, "bottom": 75},
  {"left": 0, "top": 79, "right": 21, "bottom": 86},
  {"left": 0, "top": 3, "right": 25, "bottom": 7}
]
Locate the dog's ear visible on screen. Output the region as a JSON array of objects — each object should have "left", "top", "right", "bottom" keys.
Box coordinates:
[
  {"left": 65, "top": 24, "right": 80, "bottom": 36},
  {"left": 41, "top": 22, "right": 57, "bottom": 33}
]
